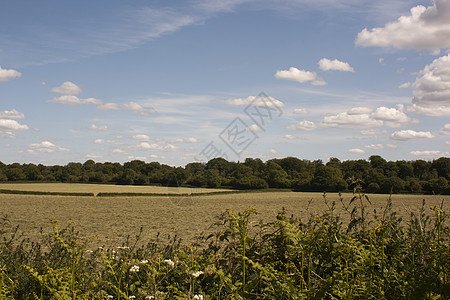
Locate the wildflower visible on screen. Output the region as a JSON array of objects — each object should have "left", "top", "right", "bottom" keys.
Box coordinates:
[
  {"left": 141, "top": 259, "right": 149, "bottom": 264},
  {"left": 107, "top": 296, "right": 113, "bottom": 299},
  {"left": 164, "top": 259, "right": 175, "bottom": 267},
  {"left": 192, "top": 271, "right": 204, "bottom": 278},
  {"left": 129, "top": 265, "right": 140, "bottom": 272},
  {"left": 193, "top": 295, "right": 204, "bottom": 300},
  {"left": 145, "top": 296, "right": 155, "bottom": 300},
  {"left": 129, "top": 296, "right": 136, "bottom": 299}
]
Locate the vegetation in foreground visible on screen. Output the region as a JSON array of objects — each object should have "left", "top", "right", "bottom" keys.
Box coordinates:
[{"left": 1, "top": 188, "right": 449, "bottom": 299}]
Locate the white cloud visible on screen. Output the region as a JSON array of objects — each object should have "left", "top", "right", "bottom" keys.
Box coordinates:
[
  {"left": 123, "top": 101, "right": 155, "bottom": 115},
  {"left": 391, "top": 130, "right": 435, "bottom": 140},
  {"left": 311, "top": 79, "right": 327, "bottom": 86},
  {"left": 85, "top": 153, "right": 103, "bottom": 159},
  {"left": 90, "top": 124, "right": 107, "bottom": 131},
  {"left": 0, "top": 119, "right": 29, "bottom": 132},
  {"left": 112, "top": 149, "right": 126, "bottom": 154},
  {"left": 0, "top": 66, "right": 21, "bottom": 81},
  {"left": 348, "top": 148, "right": 365, "bottom": 154},
  {"left": 318, "top": 58, "right": 354, "bottom": 72},
  {"left": 409, "top": 150, "right": 449, "bottom": 158},
  {"left": 94, "top": 139, "right": 105, "bottom": 144},
  {"left": 398, "top": 82, "right": 411, "bottom": 89},
  {"left": 51, "top": 81, "right": 82, "bottom": 95},
  {"left": 170, "top": 137, "right": 199, "bottom": 143},
  {"left": 379, "top": 58, "right": 385, "bottom": 65},
  {"left": 275, "top": 67, "right": 318, "bottom": 84},
  {"left": 348, "top": 107, "right": 372, "bottom": 115},
  {"left": 372, "top": 106, "right": 415, "bottom": 127},
  {"left": 27, "top": 141, "right": 68, "bottom": 153},
  {"left": 360, "top": 129, "right": 387, "bottom": 136},
  {"left": 283, "top": 134, "right": 296, "bottom": 140},
  {"left": 411, "top": 54, "right": 450, "bottom": 107},
  {"left": 133, "top": 134, "right": 153, "bottom": 141},
  {"left": 356, "top": 0, "right": 450, "bottom": 51},
  {"left": 407, "top": 104, "right": 450, "bottom": 117},
  {"left": 322, "top": 112, "right": 382, "bottom": 128},
  {"left": 440, "top": 123, "right": 450, "bottom": 135},
  {"left": 0, "top": 109, "right": 24, "bottom": 119},
  {"left": 246, "top": 124, "right": 261, "bottom": 132},
  {"left": 365, "top": 144, "right": 384, "bottom": 149},
  {"left": 287, "top": 120, "right": 317, "bottom": 131},
  {"left": 97, "top": 103, "right": 121, "bottom": 110},
  {"left": 293, "top": 108, "right": 308, "bottom": 115},
  {"left": 225, "top": 95, "right": 284, "bottom": 108},
  {"left": 48, "top": 95, "right": 103, "bottom": 105},
  {"left": 322, "top": 106, "right": 415, "bottom": 129},
  {"left": 386, "top": 144, "right": 399, "bottom": 149}
]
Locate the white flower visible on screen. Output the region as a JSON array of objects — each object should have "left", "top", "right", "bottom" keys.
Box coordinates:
[
  {"left": 141, "top": 259, "right": 149, "bottom": 264},
  {"left": 145, "top": 296, "right": 155, "bottom": 300},
  {"left": 107, "top": 296, "right": 113, "bottom": 299},
  {"left": 193, "top": 295, "right": 204, "bottom": 300},
  {"left": 129, "top": 296, "right": 136, "bottom": 299},
  {"left": 129, "top": 265, "right": 140, "bottom": 272},
  {"left": 192, "top": 271, "right": 204, "bottom": 278},
  {"left": 164, "top": 259, "right": 175, "bottom": 267}
]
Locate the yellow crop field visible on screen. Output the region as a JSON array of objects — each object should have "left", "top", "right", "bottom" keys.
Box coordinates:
[{"left": 1, "top": 184, "right": 448, "bottom": 248}]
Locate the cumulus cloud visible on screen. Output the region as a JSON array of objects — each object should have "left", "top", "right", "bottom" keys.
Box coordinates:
[
  {"left": 246, "top": 124, "right": 261, "bottom": 132},
  {"left": 348, "top": 148, "right": 365, "bottom": 154},
  {"left": 407, "top": 104, "right": 450, "bottom": 117},
  {"left": 287, "top": 120, "right": 317, "bottom": 131},
  {"left": 411, "top": 54, "right": 450, "bottom": 107},
  {"left": 409, "top": 150, "right": 449, "bottom": 158},
  {"left": 47, "top": 95, "right": 102, "bottom": 105},
  {"left": 97, "top": 103, "right": 121, "bottom": 110},
  {"left": 170, "top": 137, "right": 199, "bottom": 143},
  {"left": 322, "top": 112, "right": 382, "bottom": 128},
  {"left": 225, "top": 95, "right": 284, "bottom": 108},
  {"left": 27, "top": 141, "right": 68, "bottom": 153},
  {"left": 51, "top": 81, "right": 82, "bottom": 95},
  {"left": 372, "top": 106, "right": 415, "bottom": 127},
  {"left": 391, "top": 130, "right": 435, "bottom": 140},
  {"left": 322, "top": 106, "right": 415, "bottom": 129},
  {"left": 90, "top": 124, "right": 107, "bottom": 131},
  {"left": 398, "top": 82, "right": 411, "bottom": 89},
  {"left": 283, "top": 134, "right": 296, "bottom": 140},
  {"left": 0, "top": 66, "right": 21, "bottom": 81},
  {"left": 365, "top": 144, "right": 384, "bottom": 149},
  {"left": 440, "top": 123, "right": 450, "bottom": 135},
  {"left": 123, "top": 102, "right": 155, "bottom": 115},
  {"left": 0, "top": 109, "right": 24, "bottom": 119},
  {"left": 0, "top": 118, "right": 29, "bottom": 138},
  {"left": 275, "top": 67, "right": 319, "bottom": 84},
  {"left": 318, "top": 58, "right": 354, "bottom": 72},
  {"left": 356, "top": 0, "right": 450, "bottom": 51},
  {"left": 293, "top": 108, "right": 308, "bottom": 115}
]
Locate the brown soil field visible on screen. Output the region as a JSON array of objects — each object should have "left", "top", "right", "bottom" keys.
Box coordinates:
[{"left": 1, "top": 188, "right": 448, "bottom": 249}]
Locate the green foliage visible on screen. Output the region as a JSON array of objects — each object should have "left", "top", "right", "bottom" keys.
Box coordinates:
[{"left": 1, "top": 192, "right": 449, "bottom": 299}]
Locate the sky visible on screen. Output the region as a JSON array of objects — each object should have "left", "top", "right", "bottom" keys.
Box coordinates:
[{"left": 1, "top": 0, "right": 450, "bottom": 166}]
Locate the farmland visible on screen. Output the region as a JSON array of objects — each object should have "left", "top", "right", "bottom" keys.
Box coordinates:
[
  {"left": 1, "top": 183, "right": 449, "bottom": 298},
  {"left": 0, "top": 183, "right": 448, "bottom": 246}
]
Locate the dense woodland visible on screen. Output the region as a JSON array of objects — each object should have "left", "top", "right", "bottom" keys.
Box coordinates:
[{"left": 0, "top": 156, "right": 449, "bottom": 194}]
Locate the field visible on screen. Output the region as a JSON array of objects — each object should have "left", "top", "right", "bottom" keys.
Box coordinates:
[
  {"left": 0, "top": 183, "right": 448, "bottom": 247},
  {"left": 2, "top": 183, "right": 449, "bottom": 298}
]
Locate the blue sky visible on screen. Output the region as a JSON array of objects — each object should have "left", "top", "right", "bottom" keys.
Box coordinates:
[{"left": 1, "top": 0, "right": 449, "bottom": 166}]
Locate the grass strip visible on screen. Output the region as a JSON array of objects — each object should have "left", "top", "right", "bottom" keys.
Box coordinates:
[{"left": 0, "top": 189, "right": 95, "bottom": 197}]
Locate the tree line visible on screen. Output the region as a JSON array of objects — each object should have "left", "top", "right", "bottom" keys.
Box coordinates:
[{"left": 0, "top": 156, "right": 449, "bottom": 194}]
